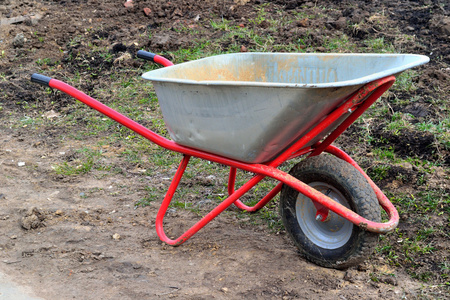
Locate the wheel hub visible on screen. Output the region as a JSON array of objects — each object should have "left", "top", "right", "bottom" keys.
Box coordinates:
[{"left": 295, "top": 182, "right": 353, "bottom": 249}]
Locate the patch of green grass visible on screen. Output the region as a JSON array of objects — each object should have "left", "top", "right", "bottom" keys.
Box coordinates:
[
  {"left": 411, "top": 271, "right": 434, "bottom": 282},
  {"left": 59, "top": 68, "right": 165, "bottom": 143},
  {"left": 257, "top": 203, "right": 283, "bottom": 232},
  {"left": 377, "top": 219, "right": 445, "bottom": 283},
  {"left": 179, "top": 12, "right": 305, "bottom": 55},
  {"left": 385, "top": 112, "right": 414, "bottom": 135},
  {"left": 388, "top": 189, "right": 450, "bottom": 214},
  {"left": 210, "top": 19, "right": 232, "bottom": 31},
  {"left": 376, "top": 242, "right": 400, "bottom": 266},
  {"left": 416, "top": 189, "right": 450, "bottom": 213},
  {"left": 98, "top": 52, "right": 114, "bottom": 62},
  {"left": 364, "top": 37, "right": 396, "bottom": 53},
  {"left": 211, "top": 25, "right": 275, "bottom": 52},
  {"left": 135, "top": 186, "right": 163, "bottom": 207},
  {"left": 53, "top": 148, "right": 104, "bottom": 176},
  {"left": 170, "top": 199, "right": 193, "bottom": 210},
  {"left": 323, "top": 34, "right": 356, "bottom": 52},
  {"left": 440, "top": 260, "right": 449, "bottom": 280},
  {"left": 416, "top": 227, "right": 435, "bottom": 241},
  {"left": 367, "top": 163, "right": 390, "bottom": 181},
  {"left": 417, "top": 117, "right": 450, "bottom": 151},
  {"left": 35, "top": 57, "right": 53, "bottom": 66},
  {"left": 248, "top": 5, "right": 279, "bottom": 29},
  {"left": 19, "top": 115, "right": 42, "bottom": 127},
  {"left": 373, "top": 147, "right": 397, "bottom": 161},
  {"left": 120, "top": 149, "right": 144, "bottom": 165},
  {"left": 293, "top": 10, "right": 317, "bottom": 20},
  {"left": 402, "top": 237, "right": 436, "bottom": 257},
  {"left": 148, "top": 150, "right": 182, "bottom": 169},
  {"left": 233, "top": 198, "right": 283, "bottom": 233},
  {"left": 168, "top": 42, "right": 211, "bottom": 63},
  {"left": 392, "top": 70, "right": 419, "bottom": 92}
]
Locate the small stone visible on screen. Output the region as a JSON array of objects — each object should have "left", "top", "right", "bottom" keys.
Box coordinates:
[
  {"left": 143, "top": 7, "right": 152, "bottom": 16},
  {"left": 12, "top": 33, "right": 25, "bottom": 48},
  {"left": 221, "top": 287, "right": 229, "bottom": 293},
  {"left": 123, "top": 0, "right": 133, "bottom": 8},
  {"left": 112, "top": 233, "right": 121, "bottom": 240},
  {"left": 43, "top": 110, "right": 60, "bottom": 119},
  {"left": 17, "top": 162, "right": 25, "bottom": 167}
]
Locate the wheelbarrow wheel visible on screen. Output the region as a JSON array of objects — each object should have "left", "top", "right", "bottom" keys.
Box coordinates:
[{"left": 279, "top": 155, "right": 380, "bottom": 269}]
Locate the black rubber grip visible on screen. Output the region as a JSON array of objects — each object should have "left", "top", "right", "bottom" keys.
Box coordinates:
[
  {"left": 31, "top": 73, "right": 52, "bottom": 86},
  {"left": 137, "top": 50, "right": 156, "bottom": 62}
]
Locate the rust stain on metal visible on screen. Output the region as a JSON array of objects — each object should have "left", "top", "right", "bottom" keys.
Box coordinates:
[
  {"left": 169, "top": 58, "right": 340, "bottom": 85},
  {"left": 175, "top": 66, "right": 258, "bottom": 82},
  {"left": 316, "top": 54, "right": 340, "bottom": 63}
]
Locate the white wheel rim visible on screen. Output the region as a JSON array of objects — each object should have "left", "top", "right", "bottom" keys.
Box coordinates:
[{"left": 295, "top": 182, "right": 353, "bottom": 249}]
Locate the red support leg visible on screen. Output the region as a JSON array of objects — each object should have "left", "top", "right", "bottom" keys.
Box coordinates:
[{"left": 156, "top": 158, "right": 281, "bottom": 245}]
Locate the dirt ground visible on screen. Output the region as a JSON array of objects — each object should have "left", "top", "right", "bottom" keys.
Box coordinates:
[{"left": 0, "top": 0, "right": 449, "bottom": 299}]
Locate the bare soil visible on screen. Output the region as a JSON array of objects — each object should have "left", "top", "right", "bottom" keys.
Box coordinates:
[{"left": 0, "top": 0, "right": 449, "bottom": 299}]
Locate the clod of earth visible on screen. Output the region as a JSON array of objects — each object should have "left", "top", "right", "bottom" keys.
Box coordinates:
[
  {"left": 20, "top": 207, "right": 45, "bottom": 230},
  {"left": 12, "top": 33, "right": 25, "bottom": 47}
]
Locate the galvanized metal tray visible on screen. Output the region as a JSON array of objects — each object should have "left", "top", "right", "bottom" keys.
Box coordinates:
[{"left": 142, "top": 53, "right": 429, "bottom": 163}]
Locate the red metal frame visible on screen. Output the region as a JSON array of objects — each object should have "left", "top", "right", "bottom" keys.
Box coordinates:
[{"left": 44, "top": 73, "right": 399, "bottom": 246}]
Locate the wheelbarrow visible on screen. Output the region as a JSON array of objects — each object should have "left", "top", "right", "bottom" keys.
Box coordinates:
[{"left": 31, "top": 51, "right": 429, "bottom": 269}]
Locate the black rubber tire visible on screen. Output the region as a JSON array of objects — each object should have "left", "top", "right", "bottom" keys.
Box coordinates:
[{"left": 279, "top": 155, "right": 380, "bottom": 269}]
